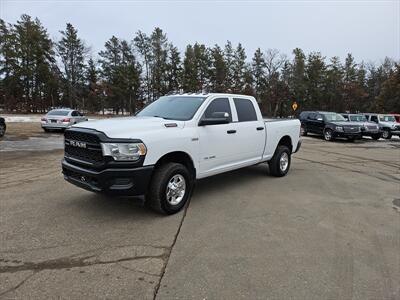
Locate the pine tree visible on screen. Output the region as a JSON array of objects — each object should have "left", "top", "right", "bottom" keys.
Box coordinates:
[
  {"left": 252, "top": 48, "right": 267, "bottom": 107},
  {"left": 149, "top": 27, "right": 168, "bottom": 100},
  {"left": 377, "top": 63, "right": 400, "bottom": 112},
  {"left": 209, "top": 45, "right": 227, "bottom": 92},
  {"left": 99, "top": 36, "right": 141, "bottom": 114},
  {"left": 134, "top": 31, "right": 152, "bottom": 102},
  {"left": 325, "top": 56, "right": 344, "bottom": 112},
  {"left": 305, "top": 52, "right": 326, "bottom": 110},
  {"left": 166, "top": 44, "right": 181, "bottom": 92},
  {"left": 182, "top": 45, "right": 197, "bottom": 92},
  {"left": 12, "top": 15, "right": 56, "bottom": 112},
  {"left": 223, "top": 41, "right": 234, "bottom": 91},
  {"left": 57, "top": 23, "right": 87, "bottom": 109},
  {"left": 84, "top": 58, "right": 101, "bottom": 113},
  {"left": 231, "top": 43, "right": 247, "bottom": 93},
  {"left": 290, "top": 48, "right": 307, "bottom": 110}
]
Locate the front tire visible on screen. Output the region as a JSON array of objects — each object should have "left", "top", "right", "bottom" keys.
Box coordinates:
[
  {"left": 268, "top": 145, "right": 291, "bottom": 177},
  {"left": 382, "top": 129, "right": 392, "bottom": 139},
  {"left": 323, "top": 129, "right": 334, "bottom": 141},
  {"left": 146, "top": 163, "right": 193, "bottom": 214},
  {"left": 371, "top": 133, "right": 381, "bottom": 140}
]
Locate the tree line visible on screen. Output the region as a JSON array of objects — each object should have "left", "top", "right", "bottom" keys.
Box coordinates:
[{"left": 0, "top": 14, "right": 399, "bottom": 116}]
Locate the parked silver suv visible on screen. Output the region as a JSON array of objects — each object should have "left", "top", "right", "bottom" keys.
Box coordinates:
[
  {"left": 41, "top": 109, "right": 88, "bottom": 132},
  {"left": 363, "top": 113, "right": 400, "bottom": 139},
  {"left": 341, "top": 113, "right": 381, "bottom": 140}
]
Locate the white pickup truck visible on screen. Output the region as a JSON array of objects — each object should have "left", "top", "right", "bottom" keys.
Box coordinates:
[{"left": 62, "top": 93, "right": 301, "bottom": 214}]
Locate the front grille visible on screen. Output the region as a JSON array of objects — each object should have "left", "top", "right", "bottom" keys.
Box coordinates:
[
  {"left": 344, "top": 126, "right": 360, "bottom": 133},
  {"left": 65, "top": 130, "right": 100, "bottom": 144},
  {"left": 64, "top": 130, "right": 104, "bottom": 164},
  {"left": 65, "top": 145, "right": 103, "bottom": 162},
  {"left": 367, "top": 125, "right": 377, "bottom": 130}
]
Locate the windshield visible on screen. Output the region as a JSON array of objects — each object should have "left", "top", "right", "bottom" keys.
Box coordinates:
[
  {"left": 379, "top": 115, "right": 395, "bottom": 122},
  {"left": 137, "top": 96, "right": 206, "bottom": 121},
  {"left": 323, "top": 113, "right": 346, "bottom": 122},
  {"left": 47, "top": 110, "right": 70, "bottom": 116},
  {"left": 349, "top": 115, "right": 367, "bottom": 122}
]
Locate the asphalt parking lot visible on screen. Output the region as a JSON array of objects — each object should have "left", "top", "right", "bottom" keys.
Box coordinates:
[{"left": 1, "top": 123, "right": 399, "bottom": 299}]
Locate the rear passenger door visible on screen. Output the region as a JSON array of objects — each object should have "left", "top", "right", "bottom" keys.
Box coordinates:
[{"left": 232, "top": 98, "right": 265, "bottom": 165}]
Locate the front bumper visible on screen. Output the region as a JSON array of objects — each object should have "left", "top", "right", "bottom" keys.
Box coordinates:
[
  {"left": 361, "top": 130, "right": 381, "bottom": 136},
  {"left": 62, "top": 159, "right": 154, "bottom": 196},
  {"left": 333, "top": 131, "right": 362, "bottom": 139},
  {"left": 390, "top": 130, "right": 400, "bottom": 136}
]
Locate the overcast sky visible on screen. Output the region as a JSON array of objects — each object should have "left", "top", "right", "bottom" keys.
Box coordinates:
[{"left": 1, "top": 0, "right": 399, "bottom": 63}]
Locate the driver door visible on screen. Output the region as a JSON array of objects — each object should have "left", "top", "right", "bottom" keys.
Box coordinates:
[{"left": 197, "top": 97, "right": 238, "bottom": 176}]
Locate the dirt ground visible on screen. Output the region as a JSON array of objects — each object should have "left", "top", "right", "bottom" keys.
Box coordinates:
[{"left": 0, "top": 127, "right": 399, "bottom": 299}]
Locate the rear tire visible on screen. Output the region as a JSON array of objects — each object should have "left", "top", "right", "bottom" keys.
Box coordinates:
[
  {"left": 146, "top": 162, "right": 193, "bottom": 214},
  {"left": 268, "top": 145, "right": 291, "bottom": 177}
]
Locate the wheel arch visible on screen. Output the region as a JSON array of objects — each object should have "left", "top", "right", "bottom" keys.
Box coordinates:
[
  {"left": 277, "top": 135, "right": 293, "bottom": 153},
  {"left": 154, "top": 151, "right": 196, "bottom": 179}
]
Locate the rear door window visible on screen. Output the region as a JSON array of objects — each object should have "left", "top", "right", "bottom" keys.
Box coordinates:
[{"left": 233, "top": 98, "right": 257, "bottom": 122}]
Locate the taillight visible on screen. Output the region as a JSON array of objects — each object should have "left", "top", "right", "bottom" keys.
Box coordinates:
[{"left": 62, "top": 118, "right": 70, "bottom": 122}]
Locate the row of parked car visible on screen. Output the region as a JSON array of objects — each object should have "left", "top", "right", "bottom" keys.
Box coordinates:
[{"left": 299, "top": 111, "right": 400, "bottom": 141}]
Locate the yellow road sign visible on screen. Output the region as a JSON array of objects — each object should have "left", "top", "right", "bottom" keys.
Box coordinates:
[{"left": 292, "top": 102, "right": 298, "bottom": 111}]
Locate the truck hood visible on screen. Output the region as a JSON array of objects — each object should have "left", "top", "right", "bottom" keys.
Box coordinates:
[
  {"left": 73, "top": 116, "right": 184, "bottom": 139},
  {"left": 379, "top": 121, "right": 398, "bottom": 128}
]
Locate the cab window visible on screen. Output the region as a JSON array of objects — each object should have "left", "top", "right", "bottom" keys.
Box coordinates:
[{"left": 203, "top": 98, "right": 232, "bottom": 122}]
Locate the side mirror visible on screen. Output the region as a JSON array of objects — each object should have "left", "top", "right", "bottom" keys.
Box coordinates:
[
  {"left": 316, "top": 117, "right": 323, "bottom": 121},
  {"left": 199, "top": 112, "right": 230, "bottom": 126}
]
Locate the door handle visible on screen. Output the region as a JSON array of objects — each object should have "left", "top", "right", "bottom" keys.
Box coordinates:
[
  {"left": 256, "top": 127, "right": 264, "bottom": 131},
  {"left": 227, "top": 130, "right": 236, "bottom": 134}
]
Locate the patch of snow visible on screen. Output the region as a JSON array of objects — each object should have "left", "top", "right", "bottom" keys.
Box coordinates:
[{"left": 3, "top": 115, "right": 42, "bottom": 123}]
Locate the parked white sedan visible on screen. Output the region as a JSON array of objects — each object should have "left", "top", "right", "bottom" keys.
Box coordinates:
[{"left": 41, "top": 109, "right": 88, "bottom": 132}]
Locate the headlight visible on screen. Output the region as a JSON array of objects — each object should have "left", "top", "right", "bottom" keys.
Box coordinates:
[
  {"left": 101, "top": 142, "right": 146, "bottom": 161},
  {"left": 335, "top": 126, "right": 344, "bottom": 132}
]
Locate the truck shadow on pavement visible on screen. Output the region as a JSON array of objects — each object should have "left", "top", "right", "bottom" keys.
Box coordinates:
[
  {"left": 71, "top": 193, "right": 161, "bottom": 219},
  {"left": 193, "top": 164, "right": 270, "bottom": 199}
]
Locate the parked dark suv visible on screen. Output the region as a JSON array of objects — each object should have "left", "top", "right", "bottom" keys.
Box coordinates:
[
  {"left": 0, "top": 117, "right": 6, "bottom": 137},
  {"left": 299, "top": 111, "right": 362, "bottom": 141}
]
